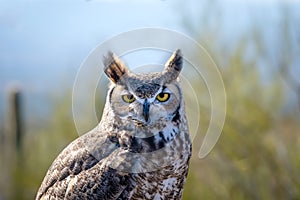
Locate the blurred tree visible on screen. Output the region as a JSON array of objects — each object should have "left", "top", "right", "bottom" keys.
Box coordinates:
[
  {"left": 182, "top": 1, "right": 300, "bottom": 200},
  {"left": 2, "top": 91, "right": 78, "bottom": 200}
]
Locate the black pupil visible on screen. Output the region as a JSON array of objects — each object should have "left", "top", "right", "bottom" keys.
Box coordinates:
[
  {"left": 127, "top": 95, "right": 133, "bottom": 100},
  {"left": 159, "top": 93, "right": 165, "bottom": 98}
]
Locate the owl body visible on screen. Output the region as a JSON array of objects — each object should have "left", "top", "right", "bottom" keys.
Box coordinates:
[{"left": 36, "top": 50, "right": 192, "bottom": 200}]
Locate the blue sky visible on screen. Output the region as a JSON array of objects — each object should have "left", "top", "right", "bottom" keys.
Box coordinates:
[{"left": 0, "top": 0, "right": 186, "bottom": 89}]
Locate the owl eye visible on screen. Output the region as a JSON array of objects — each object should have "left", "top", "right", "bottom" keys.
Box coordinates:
[
  {"left": 122, "top": 94, "right": 135, "bottom": 103},
  {"left": 156, "top": 93, "right": 170, "bottom": 102}
]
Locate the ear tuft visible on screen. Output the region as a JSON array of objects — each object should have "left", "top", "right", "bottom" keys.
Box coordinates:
[
  {"left": 162, "top": 49, "right": 183, "bottom": 83},
  {"left": 103, "top": 52, "right": 129, "bottom": 84}
]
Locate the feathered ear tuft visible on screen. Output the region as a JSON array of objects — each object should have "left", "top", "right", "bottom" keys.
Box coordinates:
[
  {"left": 103, "top": 52, "right": 129, "bottom": 84},
  {"left": 162, "top": 49, "right": 183, "bottom": 83}
]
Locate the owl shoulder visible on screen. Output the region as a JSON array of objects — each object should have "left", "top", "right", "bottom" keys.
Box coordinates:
[{"left": 36, "top": 127, "right": 119, "bottom": 199}]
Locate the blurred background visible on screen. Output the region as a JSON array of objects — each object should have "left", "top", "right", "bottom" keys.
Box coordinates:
[{"left": 1, "top": 0, "right": 300, "bottom": 199}]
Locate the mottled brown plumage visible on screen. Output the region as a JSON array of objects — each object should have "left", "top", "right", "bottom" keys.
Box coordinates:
[{"left": 36, "top": 49, "right": 192, "bottom": 200}]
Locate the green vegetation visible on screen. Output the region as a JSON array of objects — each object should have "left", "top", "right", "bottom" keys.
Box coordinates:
[
  {"left": 182, "top": 4, "right": 300, "bottom": 199},
  {"left": 183, "top": 47, "right": 300, "bottom": 199}
]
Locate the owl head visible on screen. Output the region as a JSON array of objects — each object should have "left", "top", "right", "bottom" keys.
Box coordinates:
[{"left": 103, "top": 50, "right": 183, "bottom": 126}]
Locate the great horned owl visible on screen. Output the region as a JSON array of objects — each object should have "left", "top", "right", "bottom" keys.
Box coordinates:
[{"left": 36, "top": 49, "right": 192, "bottom": 200}]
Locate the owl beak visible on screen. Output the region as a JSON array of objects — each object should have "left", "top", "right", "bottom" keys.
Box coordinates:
[{"left": 143, "top": 100, "right": 150, "bottom": 123}]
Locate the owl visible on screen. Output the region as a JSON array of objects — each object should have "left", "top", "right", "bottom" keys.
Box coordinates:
[{"left": 36, "top": 49, "right": 192, "bottom": 200}]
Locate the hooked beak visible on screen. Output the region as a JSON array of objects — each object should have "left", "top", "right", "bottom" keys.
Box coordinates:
[{"left": 143, "top": 99, "right": 150, "bottom": 122}]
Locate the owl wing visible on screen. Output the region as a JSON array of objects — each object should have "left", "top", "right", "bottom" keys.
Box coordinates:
[{"left": 36, "top": 127, "right": 134, "bottom": 200}]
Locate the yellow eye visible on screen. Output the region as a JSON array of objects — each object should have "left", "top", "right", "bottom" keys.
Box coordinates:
[
  {"left": 156, "top": 93, "right": 170, "bottom": 102},
  {"left": 122, "top": 94, "right": 135, "bottom": 103}
]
